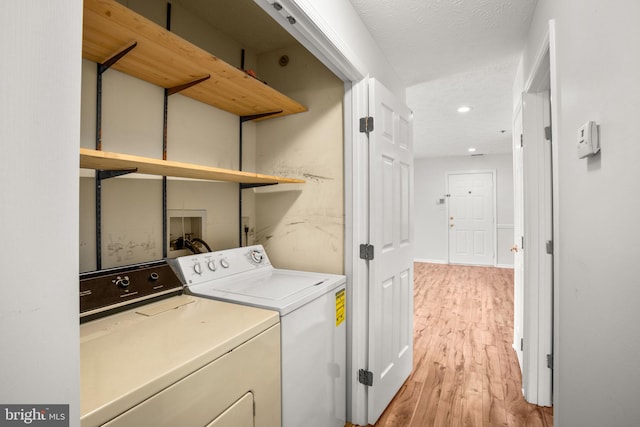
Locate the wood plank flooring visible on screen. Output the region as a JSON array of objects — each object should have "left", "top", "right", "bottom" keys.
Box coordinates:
[{"left": 350, "top": 263, "right": 553, "bottom": 427}]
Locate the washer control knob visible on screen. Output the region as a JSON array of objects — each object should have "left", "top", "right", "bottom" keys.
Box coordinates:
[
  {"left": 220, "top": 259, "right": 230, "bottom": 269},
  {"left": 207, "top": 260, "right": 216, "bottom": 271},
  {"left": 115, "top": 276, "right": 130, "bottom": 288},
  {"left": 149, "top": 272, "right": 159, "bottom": 281},
  {"left": 193, "top": 262, "right": 202, "bottom": 275},
  {"left": 250, "top": 250, "right": 264, "bottom": 264}
]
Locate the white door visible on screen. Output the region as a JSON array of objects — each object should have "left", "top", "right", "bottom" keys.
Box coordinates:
[
  {"left": 367, "top": 78, "right": 414, "bottom": 424},
  {"left": 512, "top": 106, "right": 525, "bottom": 370},
  {"left": 447, "top": 171, "right": 495, "bottom": 266},
  {"left": 522, "top": 91, "right": 553, "bottom": 406}
]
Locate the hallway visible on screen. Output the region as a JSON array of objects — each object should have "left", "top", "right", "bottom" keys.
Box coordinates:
[{"left": 374, "top": 263, "right": 553, "bottom": 426}]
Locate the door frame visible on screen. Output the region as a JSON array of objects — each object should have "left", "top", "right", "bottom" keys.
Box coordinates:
[
  {"left": 445, "top": 169, "right": 497, "bottom": 266},
  {"left": 251, "top": 2, "right": 384, "bottom": 424},
  {"left": 512, "top": 102, "right": 524, "bottom": 371},
  {"left": 521, "top": 90, "right": 552, "bottom": 405},
  {"left": 518, "top": 19, "right": 559, "bottom": 407}
]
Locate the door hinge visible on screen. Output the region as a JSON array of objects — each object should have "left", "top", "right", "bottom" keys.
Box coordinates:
[
  {"left": 358, "top": 369, "right": 374, "bottom": 386},
  {"left": 547, "top": 353, "right": 553, "bottom": 369},
  {"left": 521, "top": 338, "right": 524, "bottom": 351},
  {"left": 359, "top": 244, "right": 375, "bottom": 261},
  {"left": 520, "top": 134, "right": 524, "bottom": 147},
  {"left": 521, "top": 236, "right": 525, "bottom": 250},
  {"left": 544, "top": 126, "right": 552, "bottom": 142},
  {"left": 359, "top": 116, "right": 374, "bottom": 134},
  {"left": 546, "top": 240, "right": 554, "bottom": 255}
]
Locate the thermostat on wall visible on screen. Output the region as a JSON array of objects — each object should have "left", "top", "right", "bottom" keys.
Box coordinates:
[{"left": 577, "top": 121, "right": 600, "bottom": 158}]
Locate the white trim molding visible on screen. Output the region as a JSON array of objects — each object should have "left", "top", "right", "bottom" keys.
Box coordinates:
[{"left": 414, "top": 258, "right": 448, "bottom": 264}]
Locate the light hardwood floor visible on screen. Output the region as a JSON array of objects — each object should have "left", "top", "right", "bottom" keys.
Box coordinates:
[{"left": 350, "top": 263, "right": 553, "bottom": 427}]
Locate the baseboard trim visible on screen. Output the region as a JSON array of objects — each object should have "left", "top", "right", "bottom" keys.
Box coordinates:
[
  {"left": 414, "top": 258, "right": 448, "bottom": 264},
  {"left": 496, "top": 263, "right": 515, "bottom": 269},
  {"left": 413, "top": 259, "right": 513, "bottom": 269}
]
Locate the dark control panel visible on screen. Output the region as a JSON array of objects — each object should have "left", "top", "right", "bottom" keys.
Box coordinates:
[{"left": 80, "top": 260, "right": 183, "bottom": 318}]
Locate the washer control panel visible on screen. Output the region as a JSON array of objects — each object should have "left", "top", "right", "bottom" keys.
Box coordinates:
[{"left": 169, "top": 245, "right": 272, "bottom": 286}]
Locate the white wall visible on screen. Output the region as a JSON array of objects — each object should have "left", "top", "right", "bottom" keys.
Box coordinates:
[
  {"left": 518, "top": 1, "right": 640, "bottom": 425},
  {"left": 414, "top": 153, "right": 514, "bottom": 266},
  {"left": 0, "top": 1, "right": 82, "bottom": 424},
  {"left": 254, "top": 44, "right": 345, "bottom": 274}
]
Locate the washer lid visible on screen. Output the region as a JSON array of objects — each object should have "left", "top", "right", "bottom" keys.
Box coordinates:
[
  {"left": 187, "top": 269, "right": 346, "bottom": 315},
  {"left": 214, "top": 271, "right": 327, "bottom": 300}
]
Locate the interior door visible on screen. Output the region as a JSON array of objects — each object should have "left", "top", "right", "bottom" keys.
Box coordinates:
[
  {"left": 512, "top": 106, "right": 525, "bottom": 370},
  {"left": 367, "top": 78, "right": 414, "bottom": 424},
  {"left": 447, "top": 171, "right": 495, "bottom": 266},
  {"left": 522, "top": 91, "right": 553, "bottom": 406}
]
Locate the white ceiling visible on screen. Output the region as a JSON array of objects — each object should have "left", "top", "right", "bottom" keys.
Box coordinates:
[
  {"left": 178, "top": 0, "right": 538, "bottom": 159},
  {"left": 407, "top": 57, "right": 519, "bottom": 158},
  {"left": 348, "top": 0, "right": 538, "bottom": 158}
]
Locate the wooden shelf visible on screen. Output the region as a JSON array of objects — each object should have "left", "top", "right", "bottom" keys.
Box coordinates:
[
  {"left": 80, "top": 148, "right": 305, "bottom": 185},
  {"left": 83, "top": 0, "right": 307, "bottom": 119}
]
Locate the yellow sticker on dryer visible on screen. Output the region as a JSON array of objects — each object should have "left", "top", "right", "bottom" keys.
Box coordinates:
[{"left": 335, "top": 289, "right": 345, "bottom": 326}]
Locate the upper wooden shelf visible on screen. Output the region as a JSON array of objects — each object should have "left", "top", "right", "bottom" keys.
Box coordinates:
[
  {"left": 83, "top": 0, "right": 307, "bottom": 119},
  {"left": 80, "top": 148, "right": 305, "bottom": 185}
]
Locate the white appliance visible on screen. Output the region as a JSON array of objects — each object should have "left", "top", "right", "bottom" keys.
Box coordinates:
[
  {"left": 171, "top": 245, "right": 347, "bottom": 427},
  {"left": 80, "top": 261, "right": 281, "bottom": 427}
]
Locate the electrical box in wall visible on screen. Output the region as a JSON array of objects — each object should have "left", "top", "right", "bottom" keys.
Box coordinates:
[
  {"left": 577, "top": 121, "right": 600, "bottom": 158},
  {"left": 167, "top": 209, "right": 206, "bottom": 257}
]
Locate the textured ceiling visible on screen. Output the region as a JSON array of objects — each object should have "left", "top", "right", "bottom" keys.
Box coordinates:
[
  {"left": 407, "top": 58, "right": 518, "bottom": 158},
  {"left": 349, "top": 0, "right": 538, "bottom": 158},
  {"left": 348, "top": 0, "right": 537, "bottom": 85}
]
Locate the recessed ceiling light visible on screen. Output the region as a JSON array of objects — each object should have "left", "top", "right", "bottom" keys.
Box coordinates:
[
  {"left": 457, "top": 106, "right": 471, "bottom": 113},
  {"left": 468, "top": 147, "right": 476, "bottom": 153}
]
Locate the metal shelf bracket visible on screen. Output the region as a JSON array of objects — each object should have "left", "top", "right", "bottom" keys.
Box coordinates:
[
  {"left": 240, "top": 183, "right": 279, "bottom": 190},
  {"left": 167, "top": 75, "right": 211, "bottom": 96},
  {"left": 97, "top": 169, "right": 138, "bottom": 180},
  {"left": 98, "top": 41, "right": 138, "bottom": 75},
  {"left": 240, "top": 111, "right": 283, "bottom": 123}
]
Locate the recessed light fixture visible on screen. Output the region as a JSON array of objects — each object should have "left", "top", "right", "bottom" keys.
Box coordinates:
[
  {"left": 457, "top": 106, "right": 471, "bottom": 113},
  {"left": 468, "top": 147, "right": 476, "bottom": 153}
]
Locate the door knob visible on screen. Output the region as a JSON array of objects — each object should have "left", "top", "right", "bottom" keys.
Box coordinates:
[
  {"left": 450, "top": 216, "right": 454, "bottom": 220},
  {"left": 510, "top": 245, "right": 519, "bottom": 253},
  {"left": 450, "top": 224, "right": 454, "bottom": 228}
]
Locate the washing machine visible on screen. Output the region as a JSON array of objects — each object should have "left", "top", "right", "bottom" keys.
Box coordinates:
[
  {"left": 80, "top": 260, "right": 281, "bottom": 427},
  {"left": 170, "top": 245, "right": 347, "bottom": 427}
]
